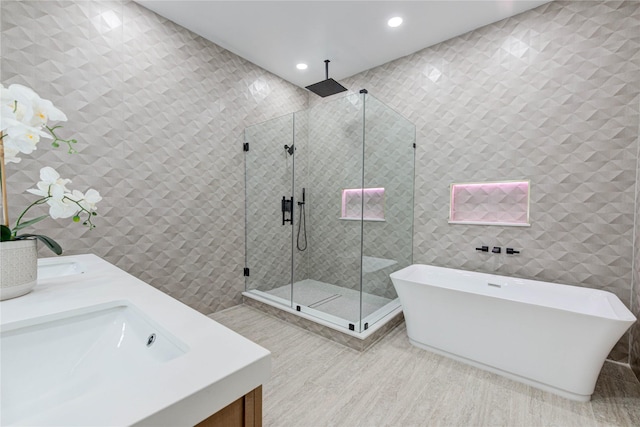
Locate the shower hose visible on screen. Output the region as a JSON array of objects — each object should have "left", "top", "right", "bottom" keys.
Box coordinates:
[{"left": 297, "top": 200, "right": 307, "bottom": 251}]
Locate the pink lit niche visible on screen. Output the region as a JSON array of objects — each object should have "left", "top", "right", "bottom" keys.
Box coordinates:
[
  {"left": 341, "top": 187, "right": 385, "bottom": 221},
  {"left": 449, "top": 180, "right": 530, "bottom": 226}
]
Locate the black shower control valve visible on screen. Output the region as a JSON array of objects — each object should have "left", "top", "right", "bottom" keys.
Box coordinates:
[
  {"left": 282, "top": 196, "right": 293, "bottom": 225},
  {"left": 506, "top": 248, "right": 520, "bottom": 255},
  {"left": 475, "top": 246, "right": 489, "bottom": 252},
  {"left": 492, "top": 247, "right": 501, "bottom": 254}
]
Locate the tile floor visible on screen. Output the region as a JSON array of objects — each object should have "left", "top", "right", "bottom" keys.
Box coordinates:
[{"left": 210, "top": 305, "right": 640, "bottom": 427}]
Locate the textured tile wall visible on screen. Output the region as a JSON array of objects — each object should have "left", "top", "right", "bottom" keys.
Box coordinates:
[
  {"left": 0, "top": 0, "right": 308, "bottom": 314},
  {"left": 245, "top": 92, "right": 415, "bottom": 307},
  {"left": 292, "top": 111, "right": 310, "bottom": 286},
  {"left": 306, "top": 96, "right": 366, "bottom": 291},
  {"left": 450, "top": 181, "right": 530, "bottom": 224},
  {"left": 244, "top": 115, "right": 295, "bottom": 293},
  {"left": 243, "top": 109, "right": 312, "bottom": 294},
  {"left": 304, "top": 94, "right": 415, "bottom": 299},
  {"left": 633, "top": 94, "right": 640, "bottom": 381},
  {"left": 322, "top": 1, "right": 640, "bottom": 362},
  {"left": 4, "top": 0, "right": 639, "bottom": 366},
  {"left": 245, "top": 96, "right": 367, "bottom": 296},
  {"left": 361, "top": 95, "right": 415, "bottom": 299}
]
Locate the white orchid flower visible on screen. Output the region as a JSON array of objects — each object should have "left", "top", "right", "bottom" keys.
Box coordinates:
[
  {"left": 2, "top": 126, "right": 37, "bottom": 164},
  {"left": 1, "top": 108, "right": 53, "bottom": 165},
  {"left": 30, "top": 97, "right": 67, "bottom": 127},
  {"left": 47, "top": 195, "right": 80, "bottom": 219},
  {"left": 4, "top": 84, "right": 36, "bottom": 124},
  {"left": 1, "top": 84, "right": 19, "bottom": 120},
  {"left": 26, "top": 166, "right": 72, "bottom": 199},
  {"left": 67, "top": 189, "right": 102, "bottom": 212},
  {"left": 23, "top": 167, "right": 100, "bottom": 224},
  {"left": 0, "top": 109, "right": 19, "bottom": 132},
  {"left": 1, "top": 84, "right": 66, "bottom": 128},
  {"left": 39, "top": 166, "right": 71, "bottom": 187},
  {"left": 4, "top": 123, "right": 49, "bottom": 153},
  {"left": 2, "top": 145, "right": 21, "bottom": 164},
  {"left": 2, "top": 84, "right": 99, "bottom": 256},
  {"left": 1, "top": 84, "right": 70, "bottom": 165},
  {"left": 69, "top": 188, "right": 102, "bottom": 212},
  {"left": 1, "top": 85, "right": 19, "bottom": 132}
]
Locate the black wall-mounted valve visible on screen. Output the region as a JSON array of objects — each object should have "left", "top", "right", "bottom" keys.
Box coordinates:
[
  {"left": 492, "top": 247, "right": 501, "bottom": 254},
  {"left": 475, "top": 246, "right": 489, "bottom": 252},
  {"left": 506, "top": 248, "right": 520, "bottom": 255},
  {"left": 282, "top": 196, "right": 293, "bottom": 225}
]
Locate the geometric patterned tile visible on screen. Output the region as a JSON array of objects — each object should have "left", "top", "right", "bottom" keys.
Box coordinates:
[
  {"left": 306, "top": 94, "right": 414, "bottom": 300},
  {"left": 634, "top": 130, "right": 640, "bottom": 381},
  {"left": 3, "top": 0, "right": 639, "bottom": 368},
  {"left": 245, "top": 92, "right": 414, "bottom": 305},
  {"left": 0, "top": 0, "right": 307, "bottom": 316},
  {"left": 331, "top": 0, "right": 640, "bottom": 362}
]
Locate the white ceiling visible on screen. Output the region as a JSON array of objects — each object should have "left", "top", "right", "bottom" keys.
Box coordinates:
[{"left": 136, "top": 1, "right": 551, "bottom": 89}]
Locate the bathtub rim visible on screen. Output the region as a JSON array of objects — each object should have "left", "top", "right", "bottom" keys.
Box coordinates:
[{"left": 390, "top": 264, "right": 636, "bottom": 323}]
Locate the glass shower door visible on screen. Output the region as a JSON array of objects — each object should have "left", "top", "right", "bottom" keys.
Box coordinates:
[
  {"left": 244, "top": 93, "right": 414, "bottom": 334},
  {"left": 293, "top": 94, "right": 365, "bottom": 330},
  {"left": 244, "top": 114, "right": 294, "bottom": 308},
  {"left": 361, "top": 94, "right": 415, "bottom": 330}
]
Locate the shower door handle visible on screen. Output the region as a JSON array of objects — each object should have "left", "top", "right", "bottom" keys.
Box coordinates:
[{"left": 282, "top": 196, "right": 293, "bottom": 225}]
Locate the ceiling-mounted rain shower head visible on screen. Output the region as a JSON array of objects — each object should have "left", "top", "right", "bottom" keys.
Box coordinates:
[{"left": 305, "top": 60, "right": 347, "bottom": 97}]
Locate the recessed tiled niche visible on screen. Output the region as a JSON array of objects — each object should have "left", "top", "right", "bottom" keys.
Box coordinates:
[
  {"left": 449, "top": 180, "right": 530, "bottom": 226},
  {"left": 341, "top": 188, "right": 385, "bottom": 221}
]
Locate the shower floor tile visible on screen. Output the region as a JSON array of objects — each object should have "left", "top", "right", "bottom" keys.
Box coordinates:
[{"left": 265, "top": 279, "right": 392, "bottom": 322}]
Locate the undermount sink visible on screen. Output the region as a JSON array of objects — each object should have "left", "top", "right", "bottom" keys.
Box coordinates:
[
  {"left": 1, "top": 301, "right": 188, "bottom": 426},
  {"left": 37, "top": 258, "right": 86, "bottom": 280},
  {"left": 1, "top": 254, "right": 270, "bottom": 426}
]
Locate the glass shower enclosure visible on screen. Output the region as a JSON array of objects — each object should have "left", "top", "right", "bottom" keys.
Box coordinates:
[{"left": 244, "top": 92, "right": 415, "bottom": 333}]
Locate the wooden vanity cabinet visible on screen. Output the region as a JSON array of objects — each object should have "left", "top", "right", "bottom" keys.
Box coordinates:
[{"left": 196, "top": 386, "right": 262, "bottom": 427}]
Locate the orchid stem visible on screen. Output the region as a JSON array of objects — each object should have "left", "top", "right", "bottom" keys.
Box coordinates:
[
  {"left": 45, "top": 125, "right": 77, "bottom": 154},
  {"left": 13, "top": 197, "right": 49, "bottom": 233},
  {"left": 62, "top": 195, "right": 96, "bottom": 228}
]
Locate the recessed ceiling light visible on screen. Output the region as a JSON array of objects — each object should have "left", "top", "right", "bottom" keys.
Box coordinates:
[
  {"left": 388, "top": 17, "right": 403, "bottom": 28},
  {"left": 296, "top": 63, "right": 308, "bottom": 70}
]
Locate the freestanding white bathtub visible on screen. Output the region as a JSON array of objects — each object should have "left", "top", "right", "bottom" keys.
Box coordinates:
[{"left": 390, "top": 264, "right": 637, "bottom": 401}]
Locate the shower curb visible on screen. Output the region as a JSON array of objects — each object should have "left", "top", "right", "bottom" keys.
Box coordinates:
[{"left": 243, "top": 296, "right": 404, "bottom": 351}]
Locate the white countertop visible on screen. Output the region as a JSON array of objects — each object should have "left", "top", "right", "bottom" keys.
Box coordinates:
[{"left": 0, "top": 254, "right": 271, "bottom": 426}]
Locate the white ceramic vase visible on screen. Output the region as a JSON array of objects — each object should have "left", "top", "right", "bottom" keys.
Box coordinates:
[{"left": 0, "top": 239, "right": 37, "bottom": 301}]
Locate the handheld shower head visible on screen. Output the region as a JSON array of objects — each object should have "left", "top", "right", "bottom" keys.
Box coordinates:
[{"left": 284, "top": 144, "right": 294, "bottom": 155}]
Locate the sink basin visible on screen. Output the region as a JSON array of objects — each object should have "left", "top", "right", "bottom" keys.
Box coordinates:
[
  {"left": 1, "top": 254, "right": 270, "bottom": 426},
  {"left": 37, "top": 258, "right": 86, "bottom": 280},
  {"left": 1, "top": 301, "right": 188, "bottom": 426}
]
